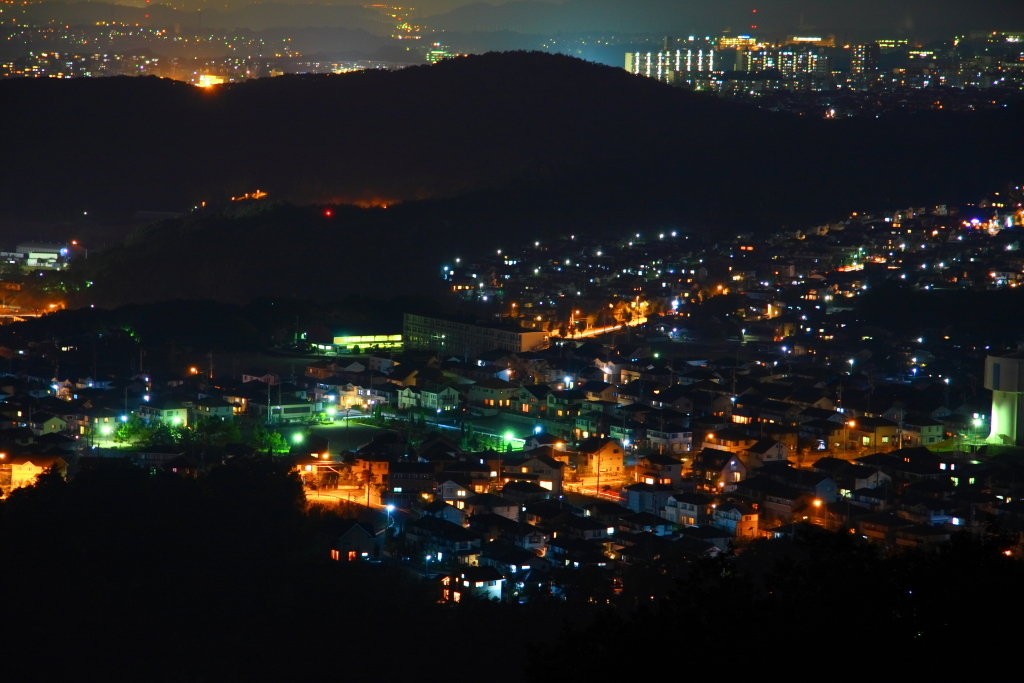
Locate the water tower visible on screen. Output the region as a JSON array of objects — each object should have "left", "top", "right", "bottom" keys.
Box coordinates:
[{"left": 984, "top": 352, "right": 1024, "bottom": 445}]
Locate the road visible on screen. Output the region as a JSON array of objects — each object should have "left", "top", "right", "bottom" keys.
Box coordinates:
[{"left": 548, "top": 316, "right": 648, "bottom": 339}]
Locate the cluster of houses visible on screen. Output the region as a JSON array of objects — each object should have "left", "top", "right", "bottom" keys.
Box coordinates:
[
  {"left": 309, "top": 409, "right": 1024, "bottom": 603},
  {"left": 307, "top": 334, "right": 981, "bottom": 465},
  {"left": 442, "top": 198, "right": 1022, "bottom": 350},
  {"left": 0, "top": 364, "right": 332, "bottom": 495}
]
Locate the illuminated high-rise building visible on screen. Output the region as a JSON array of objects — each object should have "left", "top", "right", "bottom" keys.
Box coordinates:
[
  {"left": 851, "top": 43, "right": 880, "bottom": 82},
  {"left": 625, "top": 37, "right": 717, "bottom": 84},
  {"left": 775, "top": 47, "right": 827, "bottom": 77},
  {"left": 743, "top": 46, "right": 826, "bottom": 77}
]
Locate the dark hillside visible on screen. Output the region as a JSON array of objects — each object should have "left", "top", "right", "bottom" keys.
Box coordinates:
[{"left": 3, "top": 51, "right": 1021, "bottom": 228}]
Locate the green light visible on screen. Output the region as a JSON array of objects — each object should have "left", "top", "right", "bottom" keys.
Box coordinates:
[
  {"left": 100, "top": 425, "right": 112, "bottom": 435},
  {"left": 504, "top": 432, "right": 515, "bottom": 441},
  {"left": 293, "top": 433, "right": 304, "bottom": 444}
]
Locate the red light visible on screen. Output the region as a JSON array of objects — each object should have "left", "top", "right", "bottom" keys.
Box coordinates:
[{"left": 324, "top": 210, "right": 332, "bottom": 217}]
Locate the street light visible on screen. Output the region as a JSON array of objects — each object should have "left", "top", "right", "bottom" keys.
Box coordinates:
[{"left": 293, "top": 433, "right": 304, "bottom": 444}]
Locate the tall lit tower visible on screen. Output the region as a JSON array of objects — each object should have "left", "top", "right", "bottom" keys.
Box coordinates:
[
  {"left": 851, "top": 43, "right": 880, "bottom": 87},
  {"left": 984, "top": 352, "right": 1024, "bottom": 445}
]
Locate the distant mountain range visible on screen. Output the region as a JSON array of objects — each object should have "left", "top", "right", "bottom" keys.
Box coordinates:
[
  {"left": 424, "top": 0, "right": 1024, "bottom": 41},
  {"left": 17, "top": 1, "right": 392, "bottom": 33},
  {"left": 4, "top": 51, "right": 1022, "bottom": 304}
]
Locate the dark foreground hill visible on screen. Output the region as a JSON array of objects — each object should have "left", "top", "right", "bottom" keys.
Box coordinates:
[{"left": 3, "top": 51, "right": 1022, "bottom": 227}]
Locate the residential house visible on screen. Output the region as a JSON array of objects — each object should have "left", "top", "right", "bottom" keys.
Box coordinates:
[
  {"left": 397, "top": 386, "right": 421, "bottom": 410},
  {"left": 192, "top": 396, "right": 235, "bottom": 421},
  {"left": 560, "top": 514, "right": 615, "bottom": 542},
  {"left": 138, "top": 398, "right": 189, "bottom": 426},
  {"left": 662, "top": 492, "right": 710, "bottom": 527},
  {"left": 437, "top": 478, "right": 474, "bottom": 509},
  {"left": 419, "top": 499, "right": 468, "bottom": 526},
  {"left": 503, "top": 453, "right": 565, "bottom": 495},
  {"left": 420, "top": 383, "right": 461, "bottom": 413},
  {"left": 712, "top": 503, "right": 759, "bottom": 539},
  {"left": 515, "top": 384, "right": 551, "bottom": 417},
  {"left": 692, "top": 448, "right": 748, "bottom": 492},
  {"left": 468, "top": 378, "right": 518, "bottom": 409},
  {"left": 546, "top": 389, "right": 587, "bottom": 421},
  {"left": 0, "top": 455, "right": 66, "bottom": 495},
  {"left": 623, "top": 482, "right": 676, "bottom": 515},
  {"left": 442, "top": 566, "right": 505, "bottom": 603},
  {"left": 387, "top": 462, "right": 436, "bottom": 506},
  {"left": 852, "top": 512, "right": 915, "bottom": 548},
  {"left": 646, "top": 423, "right": 693, "bottom": 454},
  {"left": 745, "top": 438, "right": 790, "bottom": 466},
  {"left": 901, "top": 416, "right": 946, "bottom": 447},
  {"left": 464, "top": 493, "right": 519, "bottom": 521},
  {"left": 847, "top": 416, "right": 900, "bottom": 451},
  {"left": 468, "top": 513, "right": 549, "bottom": 555},
  {"left": 406, "top": 515, "right": 481, "bottom": 557},
  {"left": 678, "top": 525, "right": 733, "bottom": 552},
  {"left": 581, "top": 381, "right": 618, "bottom": 402},
  {"left": 733, "top": 477, "right": 810, "bottom": 524},
  {"left": 326, "top": 520, "right": 382, "bottom": 561},
  {"left": 573, "top": 436, "right": 624, "bottom": 479},
  {"left": 618, "top": 511, "right": 674, "bottom": 536},
  {"left": 28, "top": 413, "right": 67, "bottom": 436},
  {"left": 702, "top": 428, "right": 758, "bottom": 453},
  {"left": 241, "top": 368, "right": 279, "bottom": 385},
  {"left": 501, "top": 481, "right": 551, "bottom": 506},
  {"left": 633, "top": 454, "right": 685, "bottom": 487}
]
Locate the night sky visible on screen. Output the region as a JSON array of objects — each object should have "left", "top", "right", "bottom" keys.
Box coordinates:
[{"left": 419, "top": 0, "right": 1024, "bottom": 41}]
